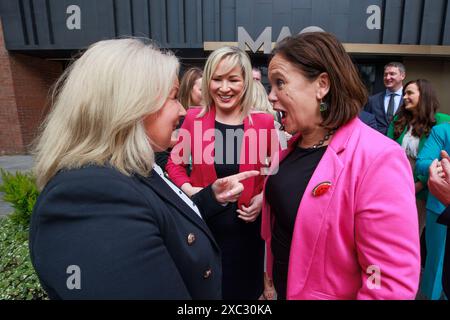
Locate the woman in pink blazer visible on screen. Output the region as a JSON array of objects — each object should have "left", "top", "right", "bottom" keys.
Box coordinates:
[
  {"left": 166, "top": 46, "right": 278, "bottom": 299},
  {"left": 262, "top": 32, "right": 421, "bottom": 300}
]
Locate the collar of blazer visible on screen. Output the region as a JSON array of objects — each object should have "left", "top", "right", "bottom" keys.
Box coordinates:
[{"left": 137, "top": 171, "right": 220, "bottom": 250}]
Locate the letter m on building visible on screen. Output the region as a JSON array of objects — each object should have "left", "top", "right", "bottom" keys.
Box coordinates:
[{"left": 238, "top": 27, "right": 272, "bottom": 54}]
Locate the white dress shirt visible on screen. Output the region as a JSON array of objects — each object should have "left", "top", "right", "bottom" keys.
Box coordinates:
[{"left": 152, "top": 164, "right": 202, "bottom": 219}]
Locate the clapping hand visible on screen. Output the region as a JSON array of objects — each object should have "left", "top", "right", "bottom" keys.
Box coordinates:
[{"left": 428, "top": 150, "right": 450, "bottom": 206}]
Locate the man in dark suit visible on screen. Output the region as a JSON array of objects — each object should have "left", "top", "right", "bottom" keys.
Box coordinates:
[
  {"left": 364, "top": 62, "right": 406, "bottom": 135},
  {"left": 429, "top": 151, "right": 450, "bottom": 298}
]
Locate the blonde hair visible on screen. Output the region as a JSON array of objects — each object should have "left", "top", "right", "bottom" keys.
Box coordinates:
[
  {"left": 199, "top": 46, "right": 254, "bottom": 119},
  {"left": 251, "top": 81, "right": 276, "bottom": 117},
  {"left": 178, "top": 67, "right": 203, "bottom": 109},
  {"left": 33, "top": 38, "right": 179, "bottom": 190}
]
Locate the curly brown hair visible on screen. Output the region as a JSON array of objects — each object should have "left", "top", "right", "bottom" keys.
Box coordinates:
[{"left": 393, "top": 79, "right": 439, "bottom": 140}]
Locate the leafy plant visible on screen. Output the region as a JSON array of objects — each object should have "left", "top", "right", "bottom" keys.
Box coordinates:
[
  {"left": 0, "top": 217, "right": 47, "bottom": 300},
  {"left": 0, "top": 169, "right": 47, "bottom": 300},
  {"left": 0, "top": 169, "right": 39, "bottom": 228}
]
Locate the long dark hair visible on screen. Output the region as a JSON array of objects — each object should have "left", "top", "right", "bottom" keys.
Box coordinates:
[{"left": 393, "top": 79, "right": 439, "bottom": 139}]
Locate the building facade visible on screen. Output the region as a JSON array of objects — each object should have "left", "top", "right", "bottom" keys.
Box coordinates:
[{"left": 1, "top": 0, "right": 450, "bottom": 154}]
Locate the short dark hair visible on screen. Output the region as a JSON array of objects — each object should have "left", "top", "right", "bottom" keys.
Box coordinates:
[
  {"left": 272, "top": 32, "right": 368, "bottom": 129},
  {"left": 384, "top": 62, "right": 406, "bottom": 74}
]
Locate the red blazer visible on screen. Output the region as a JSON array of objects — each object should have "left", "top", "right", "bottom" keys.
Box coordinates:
[{"left": 166, "top": 107, "right": 278, "bottom": 208}]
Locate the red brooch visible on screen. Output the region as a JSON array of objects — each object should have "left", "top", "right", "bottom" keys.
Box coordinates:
[{"left": 312, "top": 181, "right": 332, "bottom": 197}]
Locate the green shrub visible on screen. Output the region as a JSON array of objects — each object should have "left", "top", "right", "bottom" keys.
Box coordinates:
[
  {"left": 0, "top": 217, "right": 47, "bottom": 300},
  {"left": 0, "top": 169, "right": 47, "bottom": 300}
]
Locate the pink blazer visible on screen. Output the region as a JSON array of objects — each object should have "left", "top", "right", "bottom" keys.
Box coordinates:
[
  {"left": 261, "top": 118, "right": 420, "bottom": 300},
  {"left": 167, "top": 107, "right": 278, "bottom": 208}
]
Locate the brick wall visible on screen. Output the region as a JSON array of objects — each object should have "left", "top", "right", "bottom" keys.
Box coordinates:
[
  {"left": 9, "top": 54, "right": 63, "bottom": 151},
  {"left": 0, "top": 20, "right": 23, "bottom": 154},
  {"left": 0, "top": 20, "right": 63, "bottom": 155}
]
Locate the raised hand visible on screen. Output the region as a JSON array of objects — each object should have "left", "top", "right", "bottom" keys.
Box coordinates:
[
  {"left": 428, "top": 157, "right": 450, "bottom": 206},
  {"left": 212, "top": 170, "right": 260, "bottom": 204}
]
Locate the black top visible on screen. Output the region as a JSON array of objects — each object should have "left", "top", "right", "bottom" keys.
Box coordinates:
[
  {"left": 265, "top": 145, "right": 327, "bottom": 299},
  {"left": 29, "top": 165, "right": 225, "bottom": 299},
  {"left": 214, "top": 120, "right": 244, "bottom": 178},
  {"left": 204, "top": 120, "right": 264, "bottom": 299}
]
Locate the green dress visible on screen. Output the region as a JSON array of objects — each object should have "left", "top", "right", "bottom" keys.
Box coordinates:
[{"left": 387, "top": 112, "right": 450, "bottom": 200}]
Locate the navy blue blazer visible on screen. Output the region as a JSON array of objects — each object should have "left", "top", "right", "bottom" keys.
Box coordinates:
[
  {"left": 364, "top": 91, "right": 402, "bottom": 135},
  {"left": 358, "top": 110, "right": 378, "bottom": 131},
  {"left": 29, "top": 165, "right": 225, "bottom": 299}
]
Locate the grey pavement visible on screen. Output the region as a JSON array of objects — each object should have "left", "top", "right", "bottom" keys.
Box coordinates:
[{"left": 0, "top": 155, "right": 34, "bottom": 217}]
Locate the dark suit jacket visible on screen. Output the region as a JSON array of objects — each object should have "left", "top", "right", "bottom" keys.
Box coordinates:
[
  {"left": 364, "top": 91, "right": 402, "bottom": 135},
  {"left": 358, "top": 110, "right": 378, "bottom": 131},
  {"left": 438, "top": 206, "right": 450, "bottom": 298},
  {"left": 29, "top": 165, "right": 225, "bottom": 299}
]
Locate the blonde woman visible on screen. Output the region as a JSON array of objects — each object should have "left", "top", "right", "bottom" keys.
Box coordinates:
[
  {"left": 30, "top": 39, "right": 258, "bottom": 299},
  {"left": 166, "top": 46, "right": 279, "bottom": 299}
]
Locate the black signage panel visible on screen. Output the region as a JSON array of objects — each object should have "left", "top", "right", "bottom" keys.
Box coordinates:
[{"left": 0, "top": 0, "right": 448, "bottom": 51}]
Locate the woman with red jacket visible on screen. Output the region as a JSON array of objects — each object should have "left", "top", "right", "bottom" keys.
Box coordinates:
[{"left": 166, "top": 46, "right": 278, "bottom": 299}]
